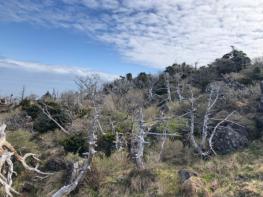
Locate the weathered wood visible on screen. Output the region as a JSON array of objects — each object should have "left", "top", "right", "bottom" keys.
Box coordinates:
[
  {"left": 52, "top": 98, "right": 101, "bottom": 197},
  {"left": 0, "top": 124, "right": 50, "bottom": 197}
]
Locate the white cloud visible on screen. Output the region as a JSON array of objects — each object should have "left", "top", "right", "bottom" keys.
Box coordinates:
[
  {"left": 1, "top": 0, "right": 263, "bottom": 68},
  {"left": 0, "top": 58, "right": 117, "bottom": 81}
]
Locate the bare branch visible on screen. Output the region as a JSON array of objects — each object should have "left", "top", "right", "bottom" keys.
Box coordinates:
[
  {"left": 201, "top": 85, "right": 220, "bottom": 148},
  {"left": 208, "top": 111, "right": 236, "bottom": 155},
  {"left": 38, "top": 103, "right": 70, "bottom": 135},
  {"left": 52, "top": 92, "right": 102, "bottom": 197},
  {"left": 0, "top": 124, "right": 50, "bottom": 197}
]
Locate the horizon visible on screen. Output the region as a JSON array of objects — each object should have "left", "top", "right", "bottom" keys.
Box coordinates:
[{"left": 1, "top": 0, "right": 263, "bottom": 95}]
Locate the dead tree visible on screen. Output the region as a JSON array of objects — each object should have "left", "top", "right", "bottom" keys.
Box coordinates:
[
  {"left": 130, "top": 109, "right": 181, "bottom": 167},
  {"left": 52, "top": 75, "right": 104, "bottom": 197},
  {"left": 151, "top": 73, "right": 185, "bottom": 105},
  {"left": 158, "top": 111, "right": 167, "bottom": 161},
  {"left": 131, "top": 108, "right": 146, "bottom": 170},
  {"left": 165, "top": 73, "right": 172, "bottom": 102},
  {"left": 188, "top": 88, "right": 205, "bottom": 156},
  {"left": 0, "top": 124, "right": 51, "bottom": 197},
  {"left": 146, "top": 75, "right": 159, "bottom": 102},
  {"left": 52, "top": 109, "right": 99, "bottom": 197},
  {"left": 110, "top": 118, "right": 126, "bottom": 151},
  {"left": 201, "top": 85, "right": 220, "bottom": 149},
  {"left": 186, "top": 85, "right": 238, "bottom": 157},
  {"left": 74, "top": 74, "right": 102, "bottom": 108},
  {"left": 208, "top": 111, "right": 236, "bottom": 155}
]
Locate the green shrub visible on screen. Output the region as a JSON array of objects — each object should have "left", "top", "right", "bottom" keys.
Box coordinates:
[
  {"left": 21, "top": 100, "right": 41, "bottom": 119},
  {"left": 212, "top": 49, "right": 251, "bottom": 74},
  {"left": 7, "top": 130, "right": 39, "bottom": 153},
  {"left": 155, "top": 117, "right": 187, "bottom": 135},
  {"left": 109, "top": 111, "right": 133, "bottom": 134},
  {"left": 242, "top": 66, "right": 263, "bottom": 82},
  {"left": 60, "top": 133, "right": 88, "bottom": 155},
  {"left": 236, "top": 75, "right": 254, "bottom": 85},
  {"left": 192, "top": 66, "right": 218, "bottom": 91},
  {"left": 97, "top": 133, "right": 115, "bottom": 157},
  {"left": 33, "top": 113, "right": 58, "bottom": 133},
  {"left": 32, "top": 101, "right": 71, "bottom": 133}
]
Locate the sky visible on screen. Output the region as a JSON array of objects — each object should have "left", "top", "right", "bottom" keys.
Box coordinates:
[{"left": 1, "top": 0, "right": 263, "bottom": 96}]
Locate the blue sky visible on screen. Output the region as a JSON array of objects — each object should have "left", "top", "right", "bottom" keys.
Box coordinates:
[
  {"left": 0, "top": 22, "right": 156, "bottom": 74},
  {"left": 1, "top": 0, "right": 263, "bottom": 96},
  {"left": 0, "top": 21, "right": 158, "bottom": 96}
]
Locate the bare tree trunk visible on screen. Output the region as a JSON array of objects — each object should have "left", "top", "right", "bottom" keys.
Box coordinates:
[
  {"left": 165, "top": 73, "right": 172, "bottom": 102},
  {"left": 148, "top": 87, "right": 154, "bottom": 102},
  {"left": 201, "top": 85, "right": 219, "bottom": 148},
  {"left": 136, "top": 108, "right": 145, "bottom": 170},
  {"left": 131, "top": 108, "right": 146, "bottom": 170},
  {"left": 159, "top": 129, "right": 167, "bottom": 162},
  {"left": 188, "top": 89, "right": 205, "bottom": 156},
  {"left": 52, "top": 107, "right": 99, "bottom": 197},
  {"left": 158, "top": 111, "right": 167, "bottom": 161}
]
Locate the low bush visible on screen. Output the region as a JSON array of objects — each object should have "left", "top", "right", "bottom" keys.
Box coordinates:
[
  {"left": 59, "top": 133, "right": 88, "bottom": 155},
  {"left": 21, "top": 99, "right": 41, "bottom": 119},
  {"left": 97, "top": 133, "right": 115, "bottom": 157},
  {"left": 30, "top": 101, "right": 71, "bottom": 133}
]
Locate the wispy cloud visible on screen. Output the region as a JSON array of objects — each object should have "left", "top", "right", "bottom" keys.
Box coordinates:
[
  {"left": 0, "top": 58, "right": 117, "bottom": 96},
  {"left": 1, "top": 0, "right": 263, "bottom": 67},
  {"left": 0, "top": 58, "right": 117, "bottom": 80}
]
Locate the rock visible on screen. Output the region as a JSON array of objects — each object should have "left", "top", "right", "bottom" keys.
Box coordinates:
[
  {"left": 212, "top": 125, "right": 248, "bottom": 154},
  {"left": 181, "top": 176, "right": 211, "bottom": 197},
  {"left": 178, "top": 169, "right": 198, "bottom": 183}
]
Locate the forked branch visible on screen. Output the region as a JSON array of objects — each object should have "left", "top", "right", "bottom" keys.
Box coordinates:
[{"left": 0, "top": 124, "right": 51, "bottom": 197}]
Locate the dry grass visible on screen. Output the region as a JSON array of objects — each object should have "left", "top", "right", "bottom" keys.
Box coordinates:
[{"left": 2, "top": 112, "right": 263, "bottom": 197}]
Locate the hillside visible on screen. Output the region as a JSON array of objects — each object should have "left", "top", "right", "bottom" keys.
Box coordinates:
[{"left": 1, "top": 49, "right": 263, "bottom": 197}]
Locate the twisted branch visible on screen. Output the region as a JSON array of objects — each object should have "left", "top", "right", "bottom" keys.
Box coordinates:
[{"left": 0, "top": 124, "right": 50, "bottom": 197}]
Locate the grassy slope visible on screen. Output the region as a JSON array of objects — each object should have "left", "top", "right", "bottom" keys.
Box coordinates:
[{"left": 4, "top": 125, "right": 263, "bottom": 197}]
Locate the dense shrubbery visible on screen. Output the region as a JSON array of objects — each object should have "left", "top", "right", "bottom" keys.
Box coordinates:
[
  {"left": 97, "top": 133, "right": 116, "bottom": 157},
  {"left": 21, "top": 100, "right": 72, "bottom": 133},
  {"left": 21, "top": 99, "right": 41, "bottom": 119},
  {"left": 211, "top": 49, "right": 251, "bottom": 74},
  {"left": 60, "top": 133, "right": 88, "bottom": 154},
  {"left": 154, "top": 118, "right": 187, "bottom": 135},
  {"left": 60, "top": 133, "right": 116, "bottom": 157}
]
